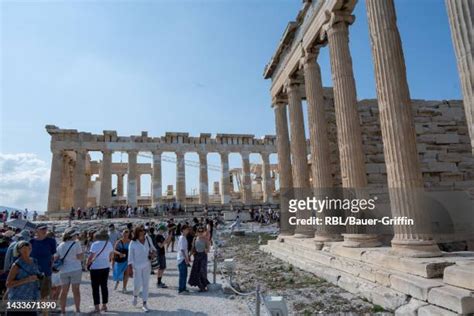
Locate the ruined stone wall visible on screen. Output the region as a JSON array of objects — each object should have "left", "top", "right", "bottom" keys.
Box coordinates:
[{"left": 320, "top": 91, "right": 473, "bottom": 195}]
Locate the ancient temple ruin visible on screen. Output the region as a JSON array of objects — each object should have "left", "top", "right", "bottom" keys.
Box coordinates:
[
  {"left": 45, "top": 126, "right": 278, "bottom": 216},
  {"left": 260, "top": 0, "right": 474, "bottom": 315}
]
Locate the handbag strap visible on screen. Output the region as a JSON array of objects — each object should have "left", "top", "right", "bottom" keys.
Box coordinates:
[
  {"left": 91, "top": 240, "right": 109, "bottom": 265},
  {"left": 61, "top": 241, "right": 76, "bottom": 261}
]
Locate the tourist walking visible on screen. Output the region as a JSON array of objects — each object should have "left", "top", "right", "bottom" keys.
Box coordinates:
[
  {"left": 30, "top": 224, "right": 56, "bottom": 300},
  {"left": 113, "top": 229, "right": 130, "bottom": 293},
  {"left": 128, "top": 226, "right": 156, "bottom": 312},
  {"left": 6, "top": 240, "right": 41, "bottom": 316},
  {"left": 177, "top": 225, "right": 191, "bottom": 294},
  {"left": 87, "top": 229, "right": 113, "bottom": 313},
  {"left": 55, "top": 228, "right": 83, "bottom": 315},
  {"left": 108, "top": 224, "right": 120, "bottom": 245},
  {"left": 154, "top": 225, "right": 170, "bottom": 288},
  {"left": 188, "top": 226, "right": 211, "bottom": 292}
]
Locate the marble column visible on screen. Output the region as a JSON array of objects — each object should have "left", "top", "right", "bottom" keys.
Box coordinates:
[
  {"left": 273, "top": 99, "right": 294, "bottom": 236},
  {"left": 445, "top": 0, "right": 473, "bottom": 153},
  {"left": 136, "top": 174, "right": 141, "bottom": 197},
  {"left": 99, "top": 150, "right": 112, "bottom": 207},
  {"left": 73, "top": 149, "right": 88, "bottom": 210},
  {"left": 198, "top": 152, "right": 209, "bottom": 205},
  {"left": 152, "top": 150, "right": 162, "bottom": 208},
  {"left": 176, "top": 151, "right": 186, "bottom": 204},
  {"left": 324, "top": 11, "right": 381, "bottom": 247},
  {"left": 241, "top": 152, "right": 252, "bottom": 204},
  {"left": 220, "top": 152, "right": 231, "bottom": 204},
  {"left": 367, "top": 0, "right": 441, "bottom": 257},
  {"left": 127, "top": 150, "right": 138, "bottom": 207},
  {"left": 261, "top": 152, "right": 273, "bottom": 203},
  {"left": 302, "top": 48, "right": 343, "bottom": 245},
  {"left": 286, "top": 80, "right": 313, "bottom": 238},
  {"left": 60, "top": 156, "right": 72, "bottom": 210},
  {"left": 47, "top": 149, "right": 64, "bottom": 213},
  {"left": 117, "top": 173, "right": 124, "bottom": 197}
]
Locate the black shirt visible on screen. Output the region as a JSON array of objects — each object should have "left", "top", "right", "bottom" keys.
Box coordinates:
[{"left": 155, "top": 234, "right": 166, "bottom": 257}]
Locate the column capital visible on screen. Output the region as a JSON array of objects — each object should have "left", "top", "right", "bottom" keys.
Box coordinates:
[
  {"left": 152, "top": 149, "right": 162, "bottom": 156},
  {"left": 240, "top": 151, "right": 250, "bottom": 159},
  {"left": 175, "top": 150, "right": 185, "bottom": 157},
  {"left": 320, "top": 10, "right": 355, "bottom": 41},
  {"left": 260, "top": 152, "right": 270, "bottom": 159},
  {"left": 271, "top": 95, "right": 287, "bottom": 108},
  {"left": 219, "top": 151, "right": 229, "bottom": 158},
  {"left": 197, "top": 151, "right": 208, "bottom": 159},
  {"left": 284, "top": 78, "right": 303, "bottom": 93},
  {"left": 127, "top": 150, "right": 138, "bottom": 156},
  {"left": 101, "top": 149, "right": 112, "bottom": 155},
  {"left": 300, "top": 45, "right": 323, "bottom": 69}
]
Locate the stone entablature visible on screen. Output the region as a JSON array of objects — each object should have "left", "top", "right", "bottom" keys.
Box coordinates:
[{"left": 46, "top": 125, "right": 276, "bottom": 154}]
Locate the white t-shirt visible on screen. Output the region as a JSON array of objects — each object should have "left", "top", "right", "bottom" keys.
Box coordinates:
[
  {"left": 176, "top": 235, "right": 188, "bottom": 264},
  {"left": 89, "top": 241, "right": 113, "bottom": 270},
  {"left": 56, "top": 240, "right": 83, "bottom": 273}
]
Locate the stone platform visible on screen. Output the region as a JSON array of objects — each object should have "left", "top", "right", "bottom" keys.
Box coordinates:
[{"left": 260, "top": 237, "right": 474, "bottom": 315}]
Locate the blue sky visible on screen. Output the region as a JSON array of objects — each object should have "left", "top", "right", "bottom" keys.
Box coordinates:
[{"left": 0, "top": 0, "right": 462, "bottom": 211}]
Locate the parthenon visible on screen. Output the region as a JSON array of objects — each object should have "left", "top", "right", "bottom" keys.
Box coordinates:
[{"left": 46, "top": 126, "right": 278, "bottom": 216}]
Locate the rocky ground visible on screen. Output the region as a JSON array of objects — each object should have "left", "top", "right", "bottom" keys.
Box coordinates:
[{"left": 217, "top": 230, "right": 392, "bottom": 315}]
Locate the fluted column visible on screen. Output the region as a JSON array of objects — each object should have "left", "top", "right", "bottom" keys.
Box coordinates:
[
  {"left": 302, "top": 49, "right": 342, "bottom": 244},
  {"left": 73, "top": 149, "right": 88, "bottom": 210},
  {"left": 198, "top": 152, "right": 209, "bottom": 205},
  {"left": 127, "top": 150, "right": 138, "bottom": 207},
  {"left": 241, "top": 152, "right": 252, "bottom": 204},
  {"left": 220, "top": 152, "right": 231, "bottom": 204},
  {"left": 261, "top": 152, "right": 273, "bottom": 203},
  {"left": 176, "top": 151, "right": 186, "bottom": 204},
  {"left": 117, "top": 173, "right": 124, "bottom": 197},
  {"left": 47, "top": 149, "right": 64, "bottom": 213},
  {"left": 445, "top": 0, "right": 473, "bottom": 153},
  {"left": 367, "top": 0, "right": 441, "bottom": 257},
  {"left": 273, "top": 99, "right": 294, "bottom": 236},
  {"left": 136, "top": 174, "right": 141, "bottom": 197},
  {"left": 323, "top": 11, "right": 382, "bottom": 247},
  {"left": 152, "top": 150, "right": 162, "bottom": 208},
  {"left": 99, "top": 150, "right": 112, "bottom": 207},
  {"left": 286, "top": 80, "right": 313, "bottom": 238}
]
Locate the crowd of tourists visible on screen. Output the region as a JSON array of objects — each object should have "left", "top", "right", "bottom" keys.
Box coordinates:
[{"left": 0, "top": 216, "right": 217, "bottom": 315}]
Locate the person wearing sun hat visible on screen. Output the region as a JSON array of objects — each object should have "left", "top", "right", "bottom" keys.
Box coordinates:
[{"left": 30, "top": 223, "right": 56, "bottom": 300}]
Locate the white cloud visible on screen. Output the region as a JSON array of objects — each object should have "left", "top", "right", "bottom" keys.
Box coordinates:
[{"left": 0, "top": 153, "right": 50, "bottom": 212}]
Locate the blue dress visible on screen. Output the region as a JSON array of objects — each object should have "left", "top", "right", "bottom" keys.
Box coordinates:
[
  {"left": 8, "top": 257, "right": 40, "bottom": 300},
  {"left": 113, "top": 240, "right": 129, "bottom": 281}
]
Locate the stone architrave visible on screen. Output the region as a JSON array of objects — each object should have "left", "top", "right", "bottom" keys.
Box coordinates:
[
  {"left": 127, "top": 150, "right": 138, "bottom": 207},
  {"left": 198, "top": 152, "right": 209, "bottom": 205},
  {"left": 47, "top": 149, "right": 64, "bottom": 212},
  {"left": 220, "top": 152, "right": 231, "bottom": 204},
  {"left": 73, "top": 149, "right": 88, "bottom": 210},
  {"left": 260, "top": 152, "right": 273, "bottom": 203},
  {"left": 152, "top": 150, "right": 162, "bottom": 208},
  {"left": 366, "top": 0, "right": 440, "bottom": 257},
  {"left": 445, "top": 0, "right": 473, "bottom": 154},
  {"left": 99, "top": 150, "right": 112, "bottom": 207},
  {"left": 273, "top": 99, "right": 294, "bottom": 236},
  {"left": 286, "top": 79, "right": 313, "bottom": 238},
  {"left": 176, "top": 151, "right": 186, "bottom": 204},
  {"left": 301, "top": 47, "right": 344, "bottom": 246},
  {"left": 241, "top": 152, "right": 252, "bottom": 204}
]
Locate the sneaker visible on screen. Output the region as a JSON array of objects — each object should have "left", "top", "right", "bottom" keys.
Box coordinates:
[
  {"left": 178, "top": 290, "right": 189, "bottom": 295},
  {"left": 122, "top": 288, "right": 127, "bottom": 294},
  {"left": 159, "top": 283, "right": 168, "bottom": 288},
  {"left": 142, "top": 305, "right": 149, "bottom": 313},
  {"left": 132, "top": 296, "right": 138, "bottom": 306}
]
